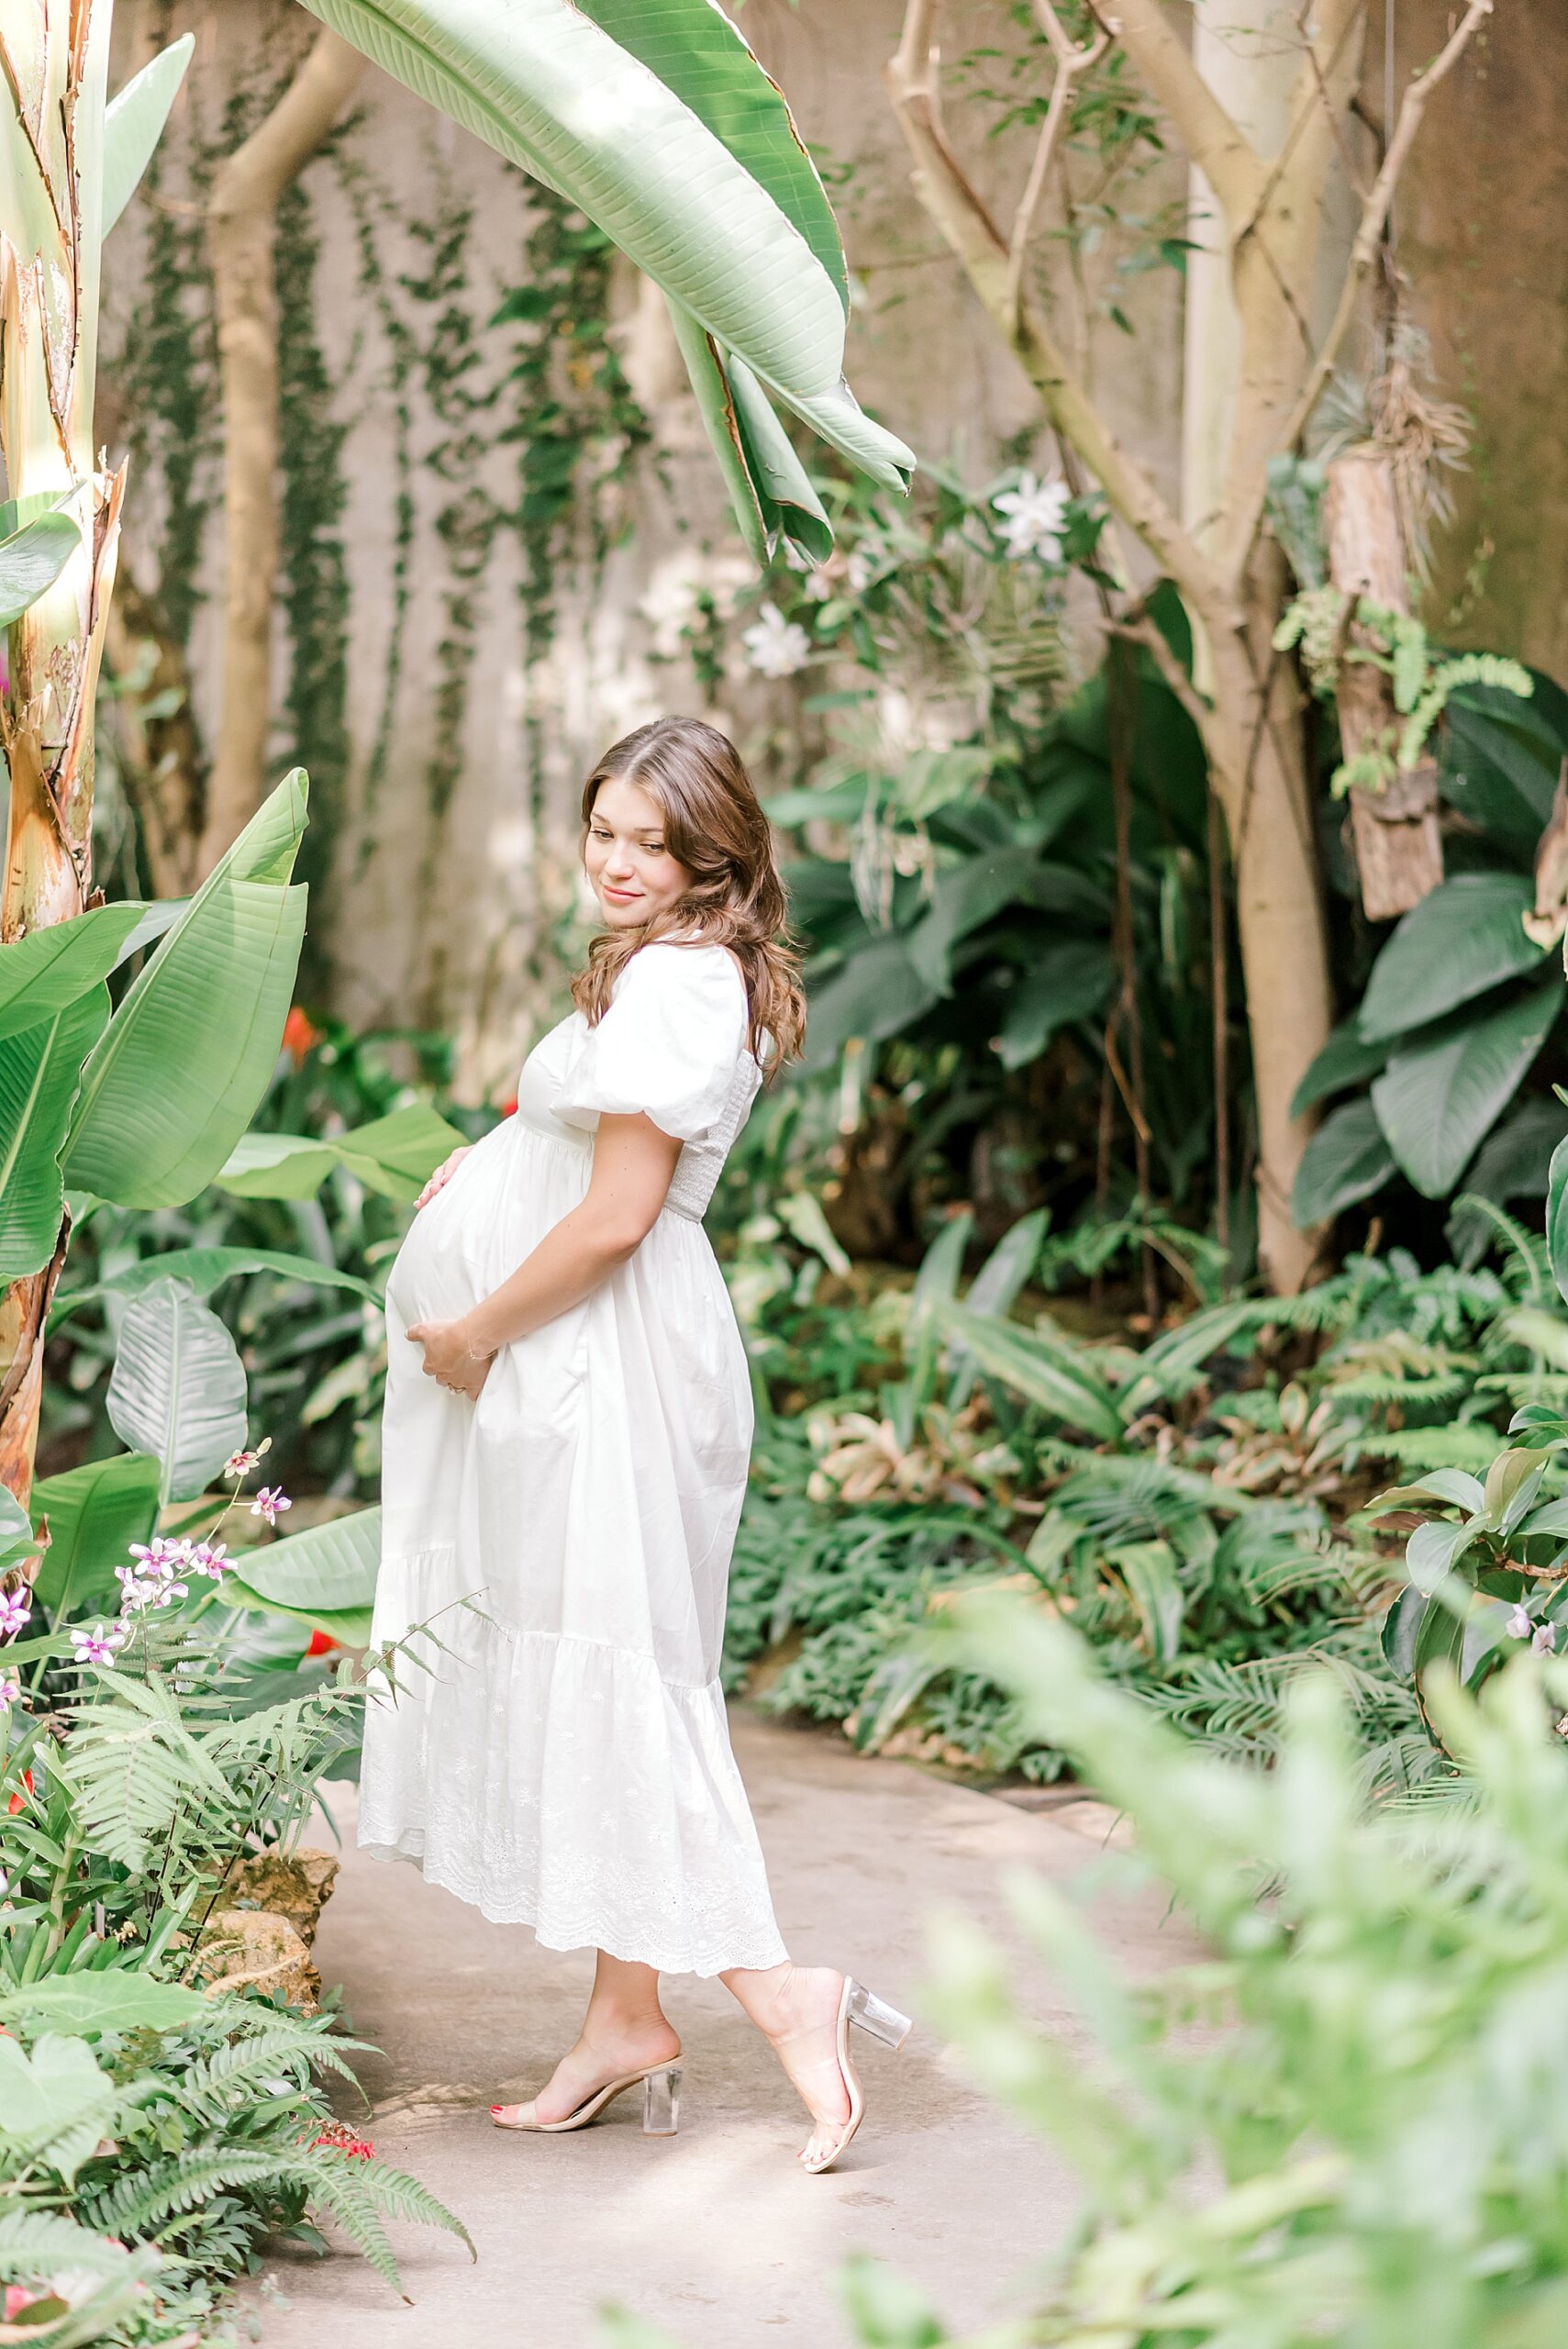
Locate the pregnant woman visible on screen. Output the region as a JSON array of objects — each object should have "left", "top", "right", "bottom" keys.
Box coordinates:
[{"left": 358, "top": 717, "right": 909, "bottom": 2173}]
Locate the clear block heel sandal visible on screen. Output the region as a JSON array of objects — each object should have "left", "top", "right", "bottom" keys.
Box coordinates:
[
  {"left": 490, "top": 2062, "right": 683, "bottom": 2136},
  {"left": 799, "top": 1977, "right": 913, "bottom": 2176}
]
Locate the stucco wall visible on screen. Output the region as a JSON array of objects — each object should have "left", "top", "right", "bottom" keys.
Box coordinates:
[{"left": 100, "top": 1, "right": 1556, "bottom": 1089}]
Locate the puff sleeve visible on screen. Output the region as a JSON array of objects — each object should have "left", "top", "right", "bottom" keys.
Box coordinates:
[{"left": 552, "top": 943, "right": 747, "bottom": 1145}]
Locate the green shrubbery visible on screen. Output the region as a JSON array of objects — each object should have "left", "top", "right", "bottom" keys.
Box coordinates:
[{"left": 842, "top": 1602, "right": 1568, "bottom": 2349}]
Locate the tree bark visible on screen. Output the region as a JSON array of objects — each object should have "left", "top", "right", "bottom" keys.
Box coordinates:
[
  {"left": 1206, "top": 574, "right": 1335, "bottom": 1292},
  {"left": 1326, "top": 451, "right": 1443, "bottom": 918},
  {"left": 199, "top": 29, "right": 362, "bottom": 877}
]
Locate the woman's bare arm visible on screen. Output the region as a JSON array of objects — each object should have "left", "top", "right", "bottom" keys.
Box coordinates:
[{"left": 406, "top": 1112, "right": 681, "bottom": 1393}]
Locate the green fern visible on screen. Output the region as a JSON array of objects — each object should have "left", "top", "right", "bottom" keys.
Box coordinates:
[{"left": 82, "top": 2144, "right": 305, "bottom": 2238}]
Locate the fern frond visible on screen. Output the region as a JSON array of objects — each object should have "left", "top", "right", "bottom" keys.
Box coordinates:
[
  {"left": 290, "top": 2152, "right": 404, "bottom": 2296},
  {"left": 173, "top": 2024, "right": 365, "bottom": 2125},
  {"left": 354, "top": 2156, "right": 475, "bottom": 2255},
  {"left": 83, "top": 2145, "right": 297, "bottom": 2239}
]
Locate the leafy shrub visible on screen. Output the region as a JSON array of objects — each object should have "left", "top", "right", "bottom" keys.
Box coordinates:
[{"left": 879, "top": 1602, "right": 1568, "bottom": 2349}]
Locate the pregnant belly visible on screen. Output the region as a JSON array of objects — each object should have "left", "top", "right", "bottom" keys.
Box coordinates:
[{"left": 384, "top": 1156, "right": 498, "bottom": 1327}]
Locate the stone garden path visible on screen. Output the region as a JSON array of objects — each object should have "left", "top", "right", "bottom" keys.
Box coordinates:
[{"left": 245, "top": 1714, "right": 1191, "bottom": 2348}]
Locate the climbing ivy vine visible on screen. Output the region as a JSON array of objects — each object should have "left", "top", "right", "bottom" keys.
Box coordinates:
[{"left": 275, "top": 169, "right": 353, "bottom": 974}]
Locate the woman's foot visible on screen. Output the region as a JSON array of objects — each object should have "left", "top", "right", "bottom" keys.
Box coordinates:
[
  {"left": 751, "top": 1965, "right": 854, "bottom": 2167},
  {"left": 492, "top": 2014, "right": 681, "bottom": 2130}
]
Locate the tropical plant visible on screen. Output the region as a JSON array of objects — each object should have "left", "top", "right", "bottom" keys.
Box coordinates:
[
  {"left": 739, "top": 467, "right": 1225, "bottom": 1273},
  {"left": 859, "top": 1603, "right": 1568, "bottom": 2349},
  {"left": 1292, "top": 677, "right": 1568, "bottom": 1229},
  {"left": 0, "top": 1444, "right": 470, "bottom": 2324},
  {"left": 884, "top": 0, "right": 1495, "bottom": 1291}
]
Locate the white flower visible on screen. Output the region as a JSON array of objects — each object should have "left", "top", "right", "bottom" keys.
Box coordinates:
[
  {"left": 992, "top": 472, "right": 1071, "bottom": 563},
  {"left": 803, "top": 569, "right": 834, "bottom": 603},
  {"left": 1507, "top": 1603, "right": 1532, "bottom": 1640},
  {"left": 1534, "top": 1621, "right": 1558, "bottom": 1655},
  {"left": 740, "top": 603, "right": 811, "bottom": 680},
  {"left": 845, "top": 548, "right": 877, "bottom": 596}
]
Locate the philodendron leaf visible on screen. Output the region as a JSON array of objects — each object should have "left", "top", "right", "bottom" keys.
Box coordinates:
[
  {"left": 0, "top": 510, "right": 80, "bottom": 628},
  {"left": 1358, "top": 872, "right": 1545, "bottom": 1043},
  {"left": 1290, "top": 1097, "right": 1395, "bottom": 1229},
  {"left": 106, "top": 1278, "right": 248, "bottom": 1504},
  {"left": 1289, "top": 1018, "right": 1389, "bottom": 1118},
  {"left": 1371, "top": 979, "right": 1562, "bottom": 1200},
  {"left": 1548, "top": 1132, "right": 1568, "bottom": 1309}
]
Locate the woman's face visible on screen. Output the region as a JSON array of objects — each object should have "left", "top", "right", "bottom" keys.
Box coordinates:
[{"left": 584, "top": 774, "right": 694, "bottom": 930}]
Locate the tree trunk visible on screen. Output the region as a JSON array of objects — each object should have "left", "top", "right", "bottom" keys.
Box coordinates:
[
  {"left": 105, "top": 575, "right": 207, "bottom": 898},
  {"left": 1206, "top": 562, "right": 1335, "bottom": 1294},
  {"left": 0, "top": 0, "right": 121, "bottom": 1499},
  {"left": 199, "top": 28, "right": 362, "bottom": 877},
  {"left": 1326, "top": 451, "right": 1444, "bottom": 918}
]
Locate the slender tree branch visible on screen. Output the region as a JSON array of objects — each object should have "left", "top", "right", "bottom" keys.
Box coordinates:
[
  {"left": 1086, "top": 0, "right": 1267, "bottom": 228},
  {"left": 1006, "top": 12, "right": 1108, "bottom": 327},
  {"left": 1240, "top": 0, "right": 1493, "bottom": 559},
  {"left": 886, "top": 2, "right": 1236, "bottom": 629},
  {"left": 1106, "top": 612, "right": 1213, "bottom": 739}
]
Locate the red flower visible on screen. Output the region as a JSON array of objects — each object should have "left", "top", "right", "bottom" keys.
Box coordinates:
[
  {"left": 497, "top": 1094, "right": 518, "bottom": 1119},
  {"left": 282, "top": 1007, "right": 323, "bottom": 1068},
  {"left": 304, "top": 1628, "right": 341, "bottom": 1658},
  {"left": 302, "top": 2120, "right": 374, "bottom": 2158},
  {"left": 6, "top": 1768, "right": 34, "bottom": 1816}
]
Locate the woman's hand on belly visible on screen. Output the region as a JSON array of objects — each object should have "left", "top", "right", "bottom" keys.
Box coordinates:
[
  {"left": 415, "top": 1143, "right": 473, "bottom": 1210},
  {"left": 406, "top": 1315, "right": 495, "bottom": 1399}
]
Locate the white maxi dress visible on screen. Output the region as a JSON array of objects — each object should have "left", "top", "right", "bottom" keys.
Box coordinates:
[{"left": 358, "top": 940, "right": 789, "bottom": 1976}]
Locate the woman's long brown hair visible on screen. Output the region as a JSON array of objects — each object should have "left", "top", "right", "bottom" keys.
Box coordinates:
[{"left": 572, "top": 717, "right": 806, "bottom": 1074}]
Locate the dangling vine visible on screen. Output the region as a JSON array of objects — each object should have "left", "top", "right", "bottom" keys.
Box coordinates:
[{"left": 274, "top": 169, "right": 353, "bottom": 972}]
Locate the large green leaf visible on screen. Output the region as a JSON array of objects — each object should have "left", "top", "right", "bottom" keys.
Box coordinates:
[
  {"left": 803, "top": 935, "right": 941, "bottom": 1069},
  {"left": 0, "top": 1974, "right": 207, "bottom": 2037},
  {"left": 0, "top": 902, "right": 149, "bottom": 1041},
  {"left": 1371, "top": 979, "right": 1562, "bottom": 1199},
  {"left": 0, "top": 987, "right": 108, "bottom": 1282},
  {"left": 217, "top": 1101, "right": 467, "bottom": 1203},
  {"left": 30, "top": 1453, "right": 162, "bottom": 1618},
  {"left": 1291, "top": 1098, "right": 1396, "bottom": 1229},
  {"left": 665, "top": 298, "right": 768, "bottom": 565},
  {"left": 998, "top": 943, "right": 1115, "bottom": 1069},
  {"left": 1549, "top": 1132, "right": 1568, "bottom": 1310},
  {"left": 1442, "top": 696, "right": 1562, "bottom": 856},
  {"left": 1358, "top": 874, "right": 1545, "bottom": 1043},
  {"left": 0, "top": 2036, "right": 115, "bottom": 2181},
  {"left": 934, "top": 1302, "right": 1125, "bottom": 1442},
  {"left": 727, "top": 351, "right": 833, "bottom": 562},
  {"left": 63, "top": 773, "right": 308, "bottom": 1209},
  {"left": 294, "top": 0, "right": 844, "bottom": 400},
  {"left": 102, "top": 34, "right": 195, "bottom": 234},
  {"left": 94, "top": 1246, "right": 380, "bottom": 1307},
  {"left": 1289, "top": 1018, "right": 1389, "bottom": 1117},
  {"left": 225, "top": 1506, "right": 382, "bottom": 1646},
  {"left": 575, "top": 0, "right": 848, "bottom": 306},
  {"left": 0, "top": 509, "right": 79, "bottom": 628},
  {"left": 105, "top": 1279, "right": 249, "bottom": 1505},
  {"left": 294, "top": 0, "right": 911, "bottom": 495}
]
